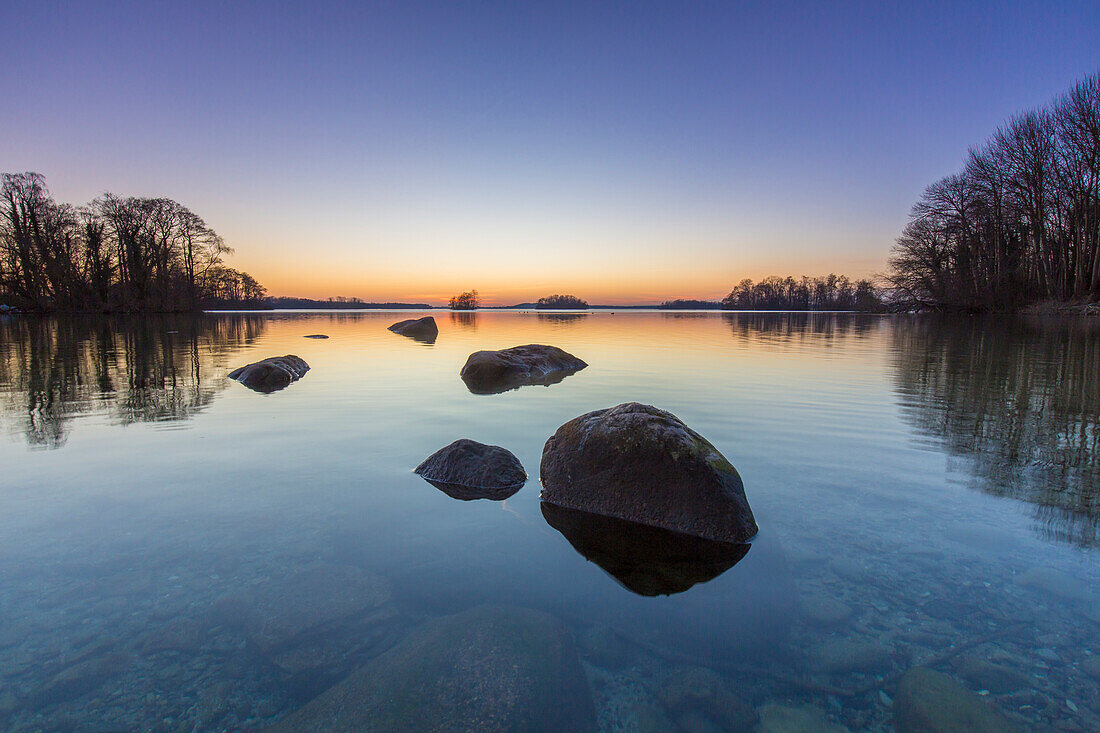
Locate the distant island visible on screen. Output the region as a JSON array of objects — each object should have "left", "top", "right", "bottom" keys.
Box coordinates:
[
  {"left": 265, "top": 296, "right": 432, "bottom": 310},
  {"left": 536, "top": 294, "right": 588, "bottom": 309}
]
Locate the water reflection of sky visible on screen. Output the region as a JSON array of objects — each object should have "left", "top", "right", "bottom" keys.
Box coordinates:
[{"left": 0, "top": 312, "right": 1097, "bottom": 730}]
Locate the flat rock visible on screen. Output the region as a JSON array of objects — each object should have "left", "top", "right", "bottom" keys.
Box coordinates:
[
  {"left": 229, "top": 355, "right": 309, "bottom": 393},
  {"left": 540, "top": 403, "right": 758, "bottom": 543},
  {"left": 303, "top": 334, "right": 329, "bottom": 339},
  {"left": 894, "top": 667, "right": 1019, "bottom": 733},
  {"left": 756, "top": 703, "right": 850, "bottom": 733},
  {"left": 460, "top": 344, "right": 586, "bottom": 394},
  {"left": 415, "top": 439, "right": 526, "bottom": 499},
  {"left": 269, "top": 605, "right": 596, "bottom": 732},
  {"left": 388, "top": 316, "right": 438, "bottom": 343}
]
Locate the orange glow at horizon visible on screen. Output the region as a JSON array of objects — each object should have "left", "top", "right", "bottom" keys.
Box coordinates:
[{"left": 246, "top": 252, "right": 886, "bottom": 306}]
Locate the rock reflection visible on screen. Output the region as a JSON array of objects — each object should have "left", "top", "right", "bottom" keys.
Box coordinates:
[
  {"left": 422, "top": 478, "right": 523, "bottom": 501},
  {"left": 892, "top": 316, "right": 1100, "bottom": 546},
  {"left": 0, "top": 315, "right": 266, "bottom": 449},
  {"left": 541, "top": 502, "right": 750, "bottom": 596}
]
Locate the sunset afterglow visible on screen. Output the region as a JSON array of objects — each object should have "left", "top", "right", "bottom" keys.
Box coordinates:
[{"left": 3, "top": 2, "right": 1096, "bottom": 303}]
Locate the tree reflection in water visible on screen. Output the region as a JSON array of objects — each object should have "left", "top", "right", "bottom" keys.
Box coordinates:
[
  {"left": 722, "top": 311, "right": 881, "bottom": 345},
  {"left": 0, "top": 315, "right": 266, "bottom": 449},
  {"left": 891, "top": 316, "right": 1100, "bottom": 547}
]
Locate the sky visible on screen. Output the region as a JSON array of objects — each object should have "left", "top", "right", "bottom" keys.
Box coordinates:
[{"left": 2, "top": 1, "right": 1098, "bottom": 304}]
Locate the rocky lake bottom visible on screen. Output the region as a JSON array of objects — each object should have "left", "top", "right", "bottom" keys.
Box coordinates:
[{"left": 1, "top": 311, "right": 1098, "bottom": 731}]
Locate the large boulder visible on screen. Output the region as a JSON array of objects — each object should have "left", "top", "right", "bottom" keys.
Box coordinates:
[
  {"left": 269, "top": 605, "right": 596, "bottom": 732},
  {"left": 228, "top": 355, "right": 309, "bottom": 393},
  {"left": 388, "top": 316, "right": 438, "bottom": 343},
  {"left": 460, "top": 344, "right": 586, "bottom": 394},
  {"left": 894, "top": 667, "right": 1020, "bottom": 733},
  {"left": 541, "top": 502, "right": 749, "bottom": 596},
  {"left": 540, "top": 403, "right": 757, "bottom": 543},
  {"left": 414, "top": 439, "right": 527, "bottom": 500}
]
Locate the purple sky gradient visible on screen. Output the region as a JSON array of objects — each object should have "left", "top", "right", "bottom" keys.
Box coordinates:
[{"left": 2, "top": 1, "right": 1097, "bottom": 303}]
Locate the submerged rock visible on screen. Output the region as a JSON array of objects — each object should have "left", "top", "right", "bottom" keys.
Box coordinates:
[
  {"left": 388, "top": 316, "right": 438, "bottom": 343},
  {"left": 659, "top": 667, "right": 758, "bottom": 730},
  {"left": 541, "top": 502, "right": 749, "bottom": 596},
  {"left": 460, "top": 344, "right": 587, "bottom": 394},
  {"left": 29, "top": 651, "right": 128, "bottom": 707},
  {"left": 540, "top": 403, "right": 757, "bottom": 543},
  {"left": 800, "top": 593, "right": 854, "bottom": 626},
  {"left": 756, "top": 703, "right": 850, "bottom": 733},
  {"left": 894, "top": 667, "right": 1019, "bottom": 733},
  {"left": 806, "top": 637, "right": 893, "bottom": 675},
  {"left": 954, "top": 657, "right": 1031, "bottom": 695},
  {"left": 270, "top": 605, "right": 596, "bottom": 732},
  {"left": 220, "top": 563, "right": 392, "bottom": 654},
  {"left": 1013, "top": 566, "right": 1095, "bottom": 603},
  {"left": 415, "top": 439, "right": 526, "bottom": 500},
  {"left": 228, "top": 355, "right": 309, "bottom": 393}
]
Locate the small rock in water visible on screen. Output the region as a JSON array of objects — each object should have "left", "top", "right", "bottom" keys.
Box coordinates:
[
  {"left": 387, "top": 316, "right": 438, "bottom": 343},
  {"left": 460, "top": 344, "right": 586, "bottom": 394},
  {"left": 540, "top": 402, "right": 757, "bottom": 543},
  {"left": 303, "top": 334, "right": 329, "bottom": 339},
  {"left": 228, "top": 355, "right": 309, "bottom": 393},
  {"left": 894, "top": 667, "right": 1020, "bottom": 733},
  {"left": 756, "top": 703, "right": 851, "bottom": 733},
  {"left": 414, "top": 439, "right": 526, "bottom": 500}
]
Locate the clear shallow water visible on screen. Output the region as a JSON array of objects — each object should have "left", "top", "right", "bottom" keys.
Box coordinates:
[{"left": 0, "top": 311, "right": 1097, "bottom": 731}]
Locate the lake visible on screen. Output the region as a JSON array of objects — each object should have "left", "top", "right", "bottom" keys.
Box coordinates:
[{"left": 0, "top": 311, "right": 1097, "bottom": 731}]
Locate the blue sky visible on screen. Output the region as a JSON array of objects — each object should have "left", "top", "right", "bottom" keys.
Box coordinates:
[{"left": 2, "top": 1, "right": 1097, "bottom": 302}]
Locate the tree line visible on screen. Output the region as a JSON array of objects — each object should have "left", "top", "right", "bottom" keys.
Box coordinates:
[
  {"left": 721, "top": 274, "right": 880, "bottom": 311},
  {"left": 887, "top": 72, "right": 1100, "bottom": 311},
  {"left": 1, "top": 172, "right": 266, "bottom": 312},
  {"left": 268, "top": 296, "right": 432, "bottom": 309}
]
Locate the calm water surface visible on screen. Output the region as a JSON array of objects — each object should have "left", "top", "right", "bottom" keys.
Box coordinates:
[{"left": 0, "top": 311, "right": 1097, "bottom": 731}]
